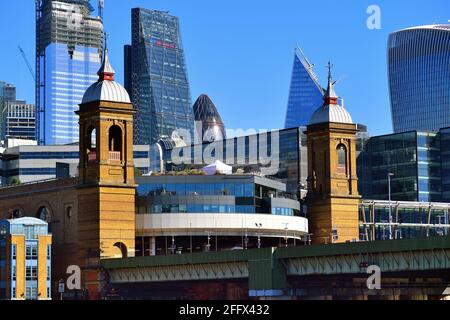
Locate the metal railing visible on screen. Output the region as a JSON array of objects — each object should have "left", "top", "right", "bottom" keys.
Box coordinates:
[{"left": 108, "top": 151, "right": 121, "bottom": 161}]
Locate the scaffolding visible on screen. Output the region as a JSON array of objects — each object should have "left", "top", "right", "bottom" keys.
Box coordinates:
[{"left": 360, "top": 200, "right": 450, "bottom": 241}]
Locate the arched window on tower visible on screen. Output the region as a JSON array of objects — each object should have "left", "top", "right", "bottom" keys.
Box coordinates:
[
  {"left": 337, "top": 144, "right": 347, "bottom": 174},
  {"left": 87, "top": 126, "right": 97, "bottom": 162},
  {"left": 109, "top": 125, "right": 122, "bottom": 161}
]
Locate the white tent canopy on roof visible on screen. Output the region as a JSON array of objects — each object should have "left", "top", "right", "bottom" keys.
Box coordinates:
[{"left": 201, "top": 160, "right": 232, "bottom": 176}]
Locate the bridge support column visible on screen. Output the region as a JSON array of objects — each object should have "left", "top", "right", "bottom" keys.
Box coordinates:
[{"left": 149, "top": 237, "right": 156, "bottom": 256}]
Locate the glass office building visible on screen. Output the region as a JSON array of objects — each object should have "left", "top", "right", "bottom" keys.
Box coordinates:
[
  {"left": 127, "top": 8, "right": 194, "bottom": 145},
  {"left": 156, "top": 127, "right": 306, "bottom": 196},
  {"left": 388, "top": 25, "right": 450, "bottom": 133},
  {"left": 284, "top": 46, "right": 324, "bottom": 128},
  {"left": 36, "top": 0, "right": 103, "bottom": 145},
  {"left": 357, "top": 131, "right": 443, "bottom": 202},
  {"left": 136, "top": 175, "right": 301, "bottom": 216},
  {"left": 441, "top": 127, "right": 450, "bottom": 202},
  {"left": 193, "top": 94, "right": 226, "bottom": 143},
  {"left": 135, "top": 174, "right": 307, "bottom": 255}
]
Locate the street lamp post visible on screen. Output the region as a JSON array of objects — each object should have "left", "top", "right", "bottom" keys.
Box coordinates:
[
  {"left": 206, "top": 231, "right": 211, "bottom": 252},
  {"left": 189, "top": 221, "right": 193, "bottom": 253},
  {"left": 283, "top": 223, "right": 289, "bottom": 247},
  {"left": 388, "top": 172, "right": 395, "bottom": 240}
]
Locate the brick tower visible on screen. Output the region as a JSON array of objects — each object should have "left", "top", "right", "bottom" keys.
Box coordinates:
[
  {"left": 76, "top": 45, "right": 136, "bottom": 299},
  {"left": 306, "top": 63, "right": 360, "bottom": 245}
]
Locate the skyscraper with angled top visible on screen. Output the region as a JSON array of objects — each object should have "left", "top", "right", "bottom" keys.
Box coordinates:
[
  {"left": 36, "top": 0, "right": 103, "bottom": 145},
  {"left": 125, "top": 8, "right": 194, "bottom": 145},
  {"left": 388, "top": 24, "right": 450, "bottom": 133},
  {"left": 284, "top": 46, "right": 324, "bottom": 129}
]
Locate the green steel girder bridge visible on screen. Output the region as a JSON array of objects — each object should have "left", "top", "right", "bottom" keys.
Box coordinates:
[{"left": 101, "top": 236, "right": 450, "bottom": 299}]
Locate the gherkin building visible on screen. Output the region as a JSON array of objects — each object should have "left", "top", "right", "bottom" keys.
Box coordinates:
[{"left": 193, "top": 94, "right": 226, "bottom": 142}]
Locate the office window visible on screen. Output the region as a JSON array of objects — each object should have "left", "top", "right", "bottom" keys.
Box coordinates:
[
  {"left": 12, "top": 244, "right": 16, "bottom": 259},
  {"left": 26, "top": 245, "right": 38, "bottom": 260},
  {"left": 26, "top": 266, "right": 38, "bottom": 281},
  {"left": 47, "top": 266, "right": 51, "bottom": 280},
  {"left": 26, "top": 287, "right": 38, "bottom": 300},
  {"left": 12, "top": 266, "right": 16, "bottom": 281},
  {"left": 12, "top": 287, "right": 16, "bottom": 299},
  {"left": 337, "top": 144, "right": 347, "bottom": 174},
  {"left": 47, "top": 245, "right": 51, "bottom": 260}
]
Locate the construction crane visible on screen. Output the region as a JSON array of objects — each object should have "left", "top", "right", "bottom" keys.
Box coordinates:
[{"left": 18, "top": 46, "right": 36, "bottom": 82}]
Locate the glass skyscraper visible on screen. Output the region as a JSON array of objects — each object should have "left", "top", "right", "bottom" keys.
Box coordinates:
[
  {"left": 36, "top": 0, "right": 103, "bottom": 145},
  {"left": 441, "top": 127, "right": 450, "bottom": 202},
  {"left": 126, "top": 8, "right": 194, "bottom": 145},
  {"left": 284, "top": 46, "right": 324, "bottom": 129},
  {"left": 388, "top": 24, "right": 450, "bottom": 133}
]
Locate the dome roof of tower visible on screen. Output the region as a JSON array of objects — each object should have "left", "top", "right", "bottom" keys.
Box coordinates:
[
  {"left": 309, "top": 104, "right": 353, "bottom": 125},
  {"left": 309, "top": 62, "right": 353, "bottom": 125},
  {"left": 82, "top": 49, "right": 131, "bottom": 104}
]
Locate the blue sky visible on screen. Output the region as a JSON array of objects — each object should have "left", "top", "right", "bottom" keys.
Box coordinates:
[{"left": 0, "top": 0, "right": 448, "bottom": 136}]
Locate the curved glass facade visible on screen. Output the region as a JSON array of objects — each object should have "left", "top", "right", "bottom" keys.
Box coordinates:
[
  {"left": 441, "top": 127, "right": 450, "bottom": 202},
  {"left": 284, "top": 47, "right": 324, "bottom": 128},
  {"left": 135, "top": 175, "right": 301, "bottom": 216},
  {"left": 128, "top": 8, "right": 194, "bottom": 145},
  {"left": 388, "top": 25, "right": 450, "bottom": 133},
  {"left": 193, "top": 94, "right": 226, "bottom": 142}
]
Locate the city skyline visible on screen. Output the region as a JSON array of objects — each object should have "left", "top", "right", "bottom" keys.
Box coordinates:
[
  {"left": 0, "top": 0, "right": 448, "bottom": 139},
  {"left": 1, "top": 1, "right": 450, "bottom": 302}
]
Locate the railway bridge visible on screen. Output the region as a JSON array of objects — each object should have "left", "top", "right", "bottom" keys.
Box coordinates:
[{"left": 101, "top": 235, "right": 450, "bottom": 300}]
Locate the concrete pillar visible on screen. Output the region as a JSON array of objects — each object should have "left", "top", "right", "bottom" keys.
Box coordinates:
[{"left": 150, "top": 237, "right": 156, "bottom": 256}]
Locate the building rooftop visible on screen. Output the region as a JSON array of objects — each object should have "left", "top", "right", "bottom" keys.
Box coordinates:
[
  {"left": 5, "top": 217, "right": 48, "bottom": 226},
  {"left": 309, "top": 63, "right": 353, "bottom": 125},
  {"left": 396, "top": 24, "right": 450, "bottom": 32}
]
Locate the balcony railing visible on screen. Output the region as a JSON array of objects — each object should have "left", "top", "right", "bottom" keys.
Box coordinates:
[{"left": 108, "top": 151, "right": 121, "bottom": 161}]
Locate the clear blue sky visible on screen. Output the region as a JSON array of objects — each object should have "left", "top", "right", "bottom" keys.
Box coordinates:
[{"left": 0, "top": 0, "right": 448, "bottom": 136}]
